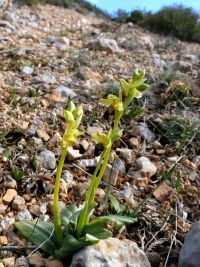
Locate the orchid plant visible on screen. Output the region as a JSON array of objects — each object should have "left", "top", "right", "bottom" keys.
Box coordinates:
[{"left": 15, "top": 70, "right": 148, "bottom": 259}]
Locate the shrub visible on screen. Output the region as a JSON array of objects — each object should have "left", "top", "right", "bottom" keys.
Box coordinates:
[
  {"left": 155, "top": 116, "right": 200, "bottom": 154},
  {"left": 127, "top": 10, "right": 145, "bottom": 24},
  {"left": 127, "top": 5, "right": 200, "bottom": 43},
  {"left": 114, "top": 9, "right": 129, "bottom": 23}
]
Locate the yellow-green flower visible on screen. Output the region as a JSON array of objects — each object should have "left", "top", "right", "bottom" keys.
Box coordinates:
[
  {"left": 91, "top": 132, "right": 111, "bottom": 148},
  {"left": 100, "top": 94, "right": 123, "bottom": 112},
  {"left": 63, "top": 102, "right": 83, "bottom": 126},
  {"left": 61, "top": 101, "right": 83, "bottom": 148},
  {"left": 62, "top": 128, "right": 83, "bottom": 147},
  {"left": 120, "top": 70, "right": 148, "bottom": 99}
]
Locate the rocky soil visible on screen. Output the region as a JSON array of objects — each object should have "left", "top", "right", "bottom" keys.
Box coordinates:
[{"left": 0, "top": 2, "right": 200, "bottom": 267}]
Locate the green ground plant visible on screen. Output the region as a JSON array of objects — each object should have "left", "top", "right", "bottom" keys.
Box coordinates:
[
  {"left": 15, "top": 70, "right": 148, "bottom": 259},
  {"left": 156, "top": 117, "right": 200, "bottom": 154}
]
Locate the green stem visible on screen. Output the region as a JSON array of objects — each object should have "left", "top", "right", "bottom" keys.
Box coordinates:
[
  {"left": 53, "top": 147, "right": 68, "bottom": 246},
  {"left": 76, "top": 150, "right": 106, "bottom": 237},
  {"left": 84, "top": 145, "right": 111, "bottom": 224},
  {"left": 104, "top": 160, "right": 115, "bottom": 215},
  {"left": 77, "top": 110, "right": 123, "bottom": 237}
]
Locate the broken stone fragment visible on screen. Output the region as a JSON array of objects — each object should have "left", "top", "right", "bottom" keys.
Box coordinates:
[
  {"left": 15, "top": 209, "right": 32, "bottom": 221},
  {"left": 118, "top": 184, "right": 136, "bottom": 207},
  {"left": 116, "top": 147, "right": 135, "bottom": 164},
  {"left": 80, "top": 140, "right": 90, "bottom": 151},
  {"left": 26, "top": 123, "right": 37, "bottom": 136},
  {"left": 3, "top": 257, "right": 15, "bottom": 267},
  {"left": 0, "top": 204, "right": 7, "bottom": 214},
  {"left": 21, "top": 65, "right": 34, "bottom": 75},
  {"left": 129, "top": 137, "right": 140, "bottom": 148},
  {"left": 52, "top": 85, "right": 77, "bottom": 102},
  {"left": 79, "top": 156, "right": 100, "bottom": 167},
  {"left": 193, "top": 155, "right": 200, "bottom": 168},
  {"left": 137, "top": 122, "right": 155, "bottom": 143},
  {"left": 15, "top": 256, "right": 29, "bottom": 267},
  {"left": 36, "top": 129, "right": 50, "bottom": 141},
  {"left": 77, "top": 66, "right": 102, "bottom": 82},
  {"left": 37, "top": 150, "right": 56, "bottom": 170},
  {"left": 113, "top": 158, "right": 126, "bottom": 175},
  {"left": 0, "top": 216, "right": 15, "bottom": 230},
  {"left": 48, "top": 132, "right": 62, "bottom": 149},
  {"left": 28, "top": 253, "right": 45, "bottom": 267},
  {"left": 12, "top": 195, "right": 26, "bottom": 211},
  {"left": 62, "top": 170, "right": 74, "bottom": 184},
  {"left": 153, "top": 182, "right": 177, "bottom": 202},
  {"left": 0, "top": 235, "right": 8, "bottom": 245},
  {"left": 172, "top": 60, "right": 193, "bottom": 73},
  {"left": 2, "top": 189, "right": 17, "bottom": 204},
  {"left": 41, "top": 74, "right": 56, "bottom": 84},
  {"left": 67, "top": 147, "right": 83, "bottom": 161},
  {"left": 87, "top": 126, "right": 103, "bottom": 135},
  {"left": 135, "top": 156, "right": 157, "bottom": 177}
]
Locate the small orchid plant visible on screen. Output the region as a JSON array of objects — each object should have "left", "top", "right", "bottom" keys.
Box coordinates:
[{"left": 15, "top": 70, "right": 148, "bottom": 259}]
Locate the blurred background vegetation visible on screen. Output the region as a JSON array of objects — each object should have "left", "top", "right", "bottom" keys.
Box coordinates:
[{"left": 118, "top": 5, "right": 200, "bottom": 43}]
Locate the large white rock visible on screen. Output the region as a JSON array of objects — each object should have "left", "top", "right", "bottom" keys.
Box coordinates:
[{"left": 70, "top": 238, "right": 151, "bottom": 267}]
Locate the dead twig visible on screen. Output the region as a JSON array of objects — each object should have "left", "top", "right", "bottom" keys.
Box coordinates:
[{"left": 0, "top": 245, "right": 37, "bottom": 252}]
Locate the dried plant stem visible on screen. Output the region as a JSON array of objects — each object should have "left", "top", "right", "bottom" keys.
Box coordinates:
[{"left": 164, "top": 203, "right": 178, "bottom": 267}]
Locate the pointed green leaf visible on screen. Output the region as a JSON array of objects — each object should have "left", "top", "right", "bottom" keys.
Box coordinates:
[
  {"left": 61, "top": 205, "right": 79, "bottom": 225},
  {"left": 108, "top": 194, "right": 122, "bottom": 214},
  {"left": 83, "top": 217, "right": 113, "bottom": 240},
  {"left": 15, "top": 221, "right": 58, "bottom": 255},
  {"left": 101, "top": 215, "right": 136, "bottom": 227},
  {"left": 126, "top": 106, "right": 144, "bottom": 118},
  {"left": 85, "top": 233, "right": 100, "bottom": 243},
  {"left": 85, "top": 228, "right": 112, "bottom": 240}
]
